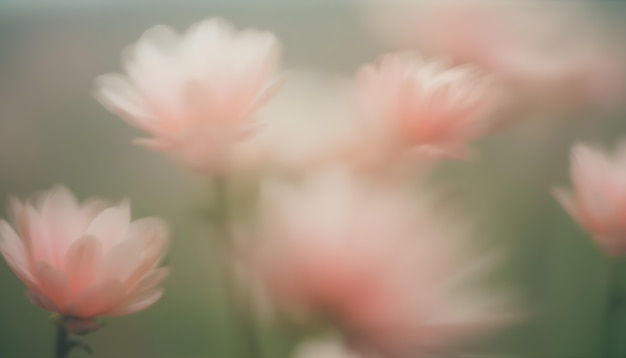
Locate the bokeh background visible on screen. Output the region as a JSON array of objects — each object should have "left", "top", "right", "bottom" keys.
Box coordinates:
[{"left": 1, "top": 1, "right": 626, "bottom": 357}]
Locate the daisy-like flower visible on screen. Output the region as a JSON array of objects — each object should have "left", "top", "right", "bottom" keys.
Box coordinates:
[
  {"left": 356, "top": 53, "right": 500, "bottom": 161},
  {"left": 252, "top": 170, "right": 515, "bottom": 357},
  {"left": 0, "top": 186, "right": 169, "bottom": 331},
  {"left": 554, "top": 142, "right": 626, "bottom": 256},
  {"left": 95, "top": 18, "right": 282, "bottom": 174}
]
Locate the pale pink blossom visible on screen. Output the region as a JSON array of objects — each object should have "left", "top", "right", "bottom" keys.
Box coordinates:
[
  {"left": 554, "top": 143, "right": 626, "bottom": 256},
  {"left": 95, "top": 18, "right": 282, "bottom": 173},
  {"left": 356, "top": 53, "right": 500, "bottom": 160},
  {"left": 0, "top": 186, "right": 169, "bottom": 321},
  {"left": 252, "top": 170, "right": 514, "bottom": 357},
  {"left": 366, "top": 0, "right": 625, "bottom": 115}
]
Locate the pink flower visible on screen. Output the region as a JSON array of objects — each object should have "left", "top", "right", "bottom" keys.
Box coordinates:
[
  {"left": 554, "top": 143, "right": 626, "bottom": 256},
  {"left": 252, "top": 170, "right": 514, "bottom": 356},
  {"left": 366, "top": 0, "right": 625, "bottom": 114},
  {"left": 95, "top": 18, "right": 282, "bottom": 173},
  {"left": 356, "top": 53, "right": 500, "bottom": 161},
  {"left": 0, "top": 186, "right": 169, "bottom": 320}
]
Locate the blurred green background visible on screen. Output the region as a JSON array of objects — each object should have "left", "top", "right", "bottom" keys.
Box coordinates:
[{"left": 0, "top": 1, "right": 625, "bottom": 357}]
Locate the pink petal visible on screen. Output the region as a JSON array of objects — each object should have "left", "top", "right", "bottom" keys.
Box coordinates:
[
  {"left": 40, "top": 186, "right": 81, "bottom": 263},
  {"left": 64, "top": 235, "right": 103, "bottom": 295},
  {"left": 33, "top": 262, "right": 69, "bottom": 312},
  {"left": 97, "top": 236, "right": 145, "bottom": 283},
  {"left": 128, "top": 267, "right": 169, "bottom": 295},
  {"left": 105, "top": 288, "right": 164, "bottom": 317},
  {"left": 86, "top": 201, "right": 130, "bottom": 251},
  {"left": 26, "top": 290, "right": 59, "bottom": 312},
  {"left": 66, "top": 279, "right": 125, "bottom": 318},
  {"left": 20, "top": 205, "right": 56, "bottom": 266},
  {"left": 0, "top": 220, "right": 36, "bottom": 287},
  {"left": 124, "top": 218, "right": 169, "bottom": 287}
]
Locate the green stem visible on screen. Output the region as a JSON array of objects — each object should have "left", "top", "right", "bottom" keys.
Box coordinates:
[
  {"left": 212, "top": 175, "right": 260, "bottom": 358},
  {"left": 54, "top": 318, "right": 71, "bottom": 358},
  {"left": 603, "top": 259, "right": 622, "bottom": 358}
]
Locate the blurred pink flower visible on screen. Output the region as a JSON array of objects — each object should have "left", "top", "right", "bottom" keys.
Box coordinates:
[
  {"left": 356, "top": 53, "right": 500, "bottom": 160},
  {"left": 0, "top": 186, "right": 169, "bottom": 320},
  {"left": 366, "top": 0, "right": 625, "bottom": 115},
  {"left": 554, "top": 143, "right": 626, "bottom": 256},
  {"left": 252, "top": 170, "right": 514, "bottom": 356},
  {"left": 95, "top": 18, "right": 282, "bottom": 174}
]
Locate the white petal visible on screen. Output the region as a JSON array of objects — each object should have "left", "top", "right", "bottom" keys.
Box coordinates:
[{"left": 94, "top": 74, "right": 156, "bottom": 131}]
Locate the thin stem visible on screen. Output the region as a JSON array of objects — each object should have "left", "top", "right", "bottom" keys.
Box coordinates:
[
  {"left": 212, "top": 175, "right": 260, "bottom": 358},
  {"left": 54, "top": 318, "right": 71, "bottom": 358},
  {"left": 602, "top": 259, "right": 622, "bottom": 358}
]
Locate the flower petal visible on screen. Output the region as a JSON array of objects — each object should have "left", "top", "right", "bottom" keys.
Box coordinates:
[
  {"left": 105, "top": 288, "right": 164, "bottom": 317},
  {"left": 33, "top": 262, "right": 69, "bottom": 311},
  {"left": 86, "top": 201, "right": 130, "bottom": 251},
  {"left": 64, "top": 235, "right": 103, "bottom": 295},
  {"left": 66, "top": 279, "right": 125, "bottom": 318},
  {"left": 0, "top": 220, "right": 37, "bottom": 288}
]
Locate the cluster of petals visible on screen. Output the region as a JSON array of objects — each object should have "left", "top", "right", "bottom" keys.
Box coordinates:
[
  {"left": 252, "top": 169, "right": 514, "bottom": 357},
  {"left": 356, "top": 53, "right": 500, "bottom": 161},
  {"left": 0, "top": 186, "right": 169, "bottom": 320},
  {"left": 95, "top": 18, "right": 281, "bottom": 173},
  {"left": 554, "top": 143, "right": 626, "bottom": 256}
]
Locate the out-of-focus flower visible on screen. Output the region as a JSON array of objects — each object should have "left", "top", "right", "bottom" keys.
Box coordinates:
[
  {"left": 95, "top": 18, "right": 282, "bottom": 174},
  {"left": 0, "top": 186, "right": 169, "bottom": 326},
  {"left": 554, "top": 143, "right": 626, "bottom": 256},
  {"left": 356, "top": 53, "right": 501, "bottom": 161},
  {"left": 365, "top": 0, "right": 625, "bottom": 115},
  {"left": 252, "top": 170, "right": 515, "bottom": 357}
]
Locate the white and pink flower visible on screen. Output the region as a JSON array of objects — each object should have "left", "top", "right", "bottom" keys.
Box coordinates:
[
  {"left": 251, "top": 170, "right": 514, "bottom": 356},
  {"left": 554, "top": 143, "right": 626, "bottom": 256},
  {"left": 356, "top": 53, "right": 500, "bottom": 161},
  {"left": 95, "top": 18, "right": 282, "bottom": 173},
  {"left": 0, "top": 186, "right": 169, "bottom": 322}
]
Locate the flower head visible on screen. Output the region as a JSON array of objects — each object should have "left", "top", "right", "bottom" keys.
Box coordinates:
[
  {"left": 95, "top": 18, "right": 282, "bottom": 173},
  {"left": 554, "top": 143, "right": 626, "bottom": 256},
  {"left": 0, "top": 186, "right": 169, "bottom": 320},
  {"left": 356, "top": 53, "right": 499, "bottom": 160},
  {"left": 252, "top": 170, "right": 514, "bottom": 356}
]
